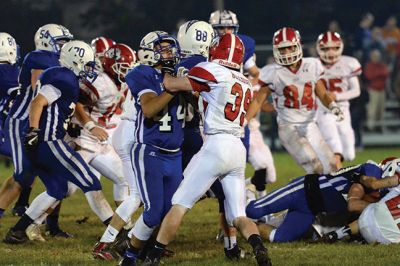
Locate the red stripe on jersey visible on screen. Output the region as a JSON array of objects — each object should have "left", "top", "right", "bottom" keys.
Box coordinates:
[
  {"left": 188, "top": 78, "right": 211, "bottom": 92},
  {"left": 203, "top": 99, "right": 208, "bottom": 113},
  {"left": 82, "top": 80, "right": 100, "bottom": 100},
  {"left": 258, "top": 79, "right": 269, "bottom": 87},
  {"left": 351, "top": 67, "right": 362, "bottom": 75},
  {"left": 188, "top": 66, "right": 218, "bottom": 83}
]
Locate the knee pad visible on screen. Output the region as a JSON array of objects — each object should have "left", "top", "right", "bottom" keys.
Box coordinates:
[
  {"left": 251, "top": 169, "right": 267, "bottom": 191},
  {"left": 113, "top": 183, "right": 129, "bottom": 202},
  {"left": 131, "top": 215, "right": 154, "bottom": 241},
  {"left": 115, "top": 194, "right": 141, "bottom": 222}
]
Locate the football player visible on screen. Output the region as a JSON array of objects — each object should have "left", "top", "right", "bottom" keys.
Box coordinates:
[
  {"left": 315, "top": 32, "right": 362, "bottom": 169},
  {"left": 246, "top": 160, "right": 385, "bottom": 242},
  {"left": 71, "top": 43, "right": 137, "bottom": 206},
  {"left": 0, "top": 32, "right": 21, "bottom": 218},
  {"left": 3, "top": 40, "right": 114, "bottom": 244},
  {"left": 91, "top": 36, "right": 115, "bottom": 71},
  {"left": 140, "top": 33, "right": 271, "bottom": 266},
  {"left": 91, "top": 45, "right": 142, "bottom": 260},
  {"left": 322, "top": 157, "right": 400, "bottom": 244},
  {"left": 117, "top": 31, "right": 185, "bottom": 265},
  {"left": 0, "top": 25, "right": 73, "bottom": 237},
  {"left": 247, "top": 27, "right": 343, "bottom": 174},
  {"left": 210, "top": 9, "right": 276, "bottom": 211}
]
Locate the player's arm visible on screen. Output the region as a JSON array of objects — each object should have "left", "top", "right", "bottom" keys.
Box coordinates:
[
  {"left": 347, "top": 183, "right": 370, "bottom": 213},
  {"left": 360, "top": 175, "right": 400, "bottom": 190},
  {"left": 140, "top": 91, "right": 175, "bottom": 119},
  {"left": 31, "top": 69, "right": 44, "bottom": 89},
  {"left": 335, "top": 76, "right": 361, "bottom": 102},
  {"left": 29, "top": 94, "right": 48, "bottom": 128},
  {"left": 246, "top": 86, "right": 271, "bottom": 120},
  {"left": 315, "top": 79, "right": 344, "bottom": 121},
  {"left": 163, "top": 73, "right": 192, "bottom": 92},
  {"left": 261, "top": 101, "right": 275, "bottom": 113},
  {"left": 74, "top": 102, "right": 108, "bottom": 141},
  {"left": 315, "top": 79, "right": 335, "bottom": 108}
]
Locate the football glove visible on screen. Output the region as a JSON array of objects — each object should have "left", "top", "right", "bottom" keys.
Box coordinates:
[
  {"left": 329, "top": 102, "right": 344, "bottom": 122},
  {"left": 24, "top": 127, "right": 41, "bottom": 151},
  {"left": 67, "top": 123, "right": 82, "bottom": 138}
]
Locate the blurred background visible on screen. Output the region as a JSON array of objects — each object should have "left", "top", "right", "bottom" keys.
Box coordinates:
[{"left": 1, "top": 0, "right": 400, "bottom": 150}]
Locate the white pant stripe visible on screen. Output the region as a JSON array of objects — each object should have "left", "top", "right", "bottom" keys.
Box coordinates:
[
  {"left": 254, "top": 177, "right": 304, "bottom": 206},
  {"left": 255, "top": 183, "right": 305, "bottom": 208},
  {"left": 48, "top": 141, "right": 90, "bottom": 187}
]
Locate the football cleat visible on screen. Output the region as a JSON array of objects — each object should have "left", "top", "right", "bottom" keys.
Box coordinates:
[
  {"left": 3, "top": 229, "right": 28, "bottom": 244},
  {"left": 141, "top": 257, "right": 160, "bottom": 266},
  {"left": 11, "top": 205, "right": 29, "bottom": 217},
  {"left": 321, "top": 231, "right": 339, "bottom": 244},
  {"left": 45, "top": 229, "right": 74, "bottom": 238},
  {"left": 111, "top": 229, "right": 130, "bottom": 257},
  {"left": 26, "top": 224, "right": 46, "bottom": 242},
  {"left": 254, "top": 246, "right": 272, "bottom": 266},
  {"left": 224, "top": 245, "right": 243, "bottom": 260},
  {"left": 92, "top": 241, "right": 120, "bottom": 261}
]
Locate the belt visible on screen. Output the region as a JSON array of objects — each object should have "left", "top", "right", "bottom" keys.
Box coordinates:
[{"left": 158, "top": 149, "right": 179, "bottom": 154}]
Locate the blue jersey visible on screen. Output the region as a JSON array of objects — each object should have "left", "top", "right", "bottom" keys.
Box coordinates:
[
  {"left": 238, "top": 34, "right": 256, "bottom": 65},
  {"left": 306, "top": 162, "right": 383, "bottom": 214},
  {"left": 126, "top": 65, "right": 185, "bottom": 151},
  {"left": 175, "top": 55, "right": 207, "bottom": 129},
  {"left": 9, "top": 50, "right": 59, "bottom": 120},
  {"left": 38, "top": 67, "right": 79, "bottom": 141},
  {"left": 0, "top": 64, "right": 19, "bottom": 126}
]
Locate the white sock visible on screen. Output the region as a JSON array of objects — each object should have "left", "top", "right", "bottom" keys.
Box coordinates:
[
  {"left": 224, "top": 236, "right": 237, "bottom": 250},
  {"left": 100, "top": 225, "right": 119, "bottom": 243}
]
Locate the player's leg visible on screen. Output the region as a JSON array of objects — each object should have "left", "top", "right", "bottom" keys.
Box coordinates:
[
  {"left": 121, "top": 144, "right": 169, "bottom": 264},
  {"left": 304, "top": 122, "right": 337, "bottom": 173},
  {"left": 316, "top": 109, "right": 343, "bottom": 169},
  {"left": 337, "top": 108, "right": 356, "bottom": 162},
  {"left": 246, "top": 176, "right": 306, "bottom": 219},
  {"left": 248, "top": 127, "right": 276, "bottom": 197},
  {"left": 46, "top": 140, "right": 113, "bottom": 224},
  {"left": 90, "top": 146, "right": 129, "bottom": 205},
  {"left": 141, "top": 135, "right": 227, "bottom": 265},
  {"left": 278, "top": 123, "right": 323, "bottom": 174},
  {"left": 220, "top": 146, "right": 272, "bottom": 266}
]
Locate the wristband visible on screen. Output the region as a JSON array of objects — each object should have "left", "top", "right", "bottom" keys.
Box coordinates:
[{"left": 84, "top": 121, "right": 96, "bottom": 131}]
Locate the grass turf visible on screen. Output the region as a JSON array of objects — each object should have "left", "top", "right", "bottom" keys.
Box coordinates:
[{"left": 0, "top": 147, "right": 399, "bottom": 265}]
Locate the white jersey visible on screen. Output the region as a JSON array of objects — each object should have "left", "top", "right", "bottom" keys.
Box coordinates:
[
  {"left": 359, "top": 186, "right": 400, "bottom": 244},
  {"left": 79, "top": 71, "right": 127, "bottom": 129},
  {"left": 119, "top": 85, "right": 137, "bottom": 122},
  {"left": 187, "top": 61, "right": 252, "bottom": 138},
  {"left": 319, "top": 55, "right": 361, "bottom": 109},
  {"left": 259, "top": 57, "right": 324, "bottom": 124}
]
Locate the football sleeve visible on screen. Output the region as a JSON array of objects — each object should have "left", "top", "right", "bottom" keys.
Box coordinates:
[
  {"left": 347, "top": 57, "right": 362, "bottom": 77},
  {"left": 258, "top": 64, "right": 275, "bottom": 90},
  {"left": 79, "top": 80, "right": 100, "bottom": 105},
  {"left": 125, "top": 66, "right": 158, "bottom": 104},
  {"left": 187, "top": 63, "right": 218, "bottom": 92},
  {"left": 39, "top": 84, "right": 62, "bottom": 105}
]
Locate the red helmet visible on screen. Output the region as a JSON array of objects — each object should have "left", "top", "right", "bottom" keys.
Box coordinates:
[
  {"left": 91, "top": 37, "right": 116, "bottom": 70},
  {"left": 316, "top": 31, "right": 344, "bottom": 64},
  {"left": 209, "top": 33, "right": 244, "bottom": 70},
  {"left": 272, "top": 27, "right": 303, "bottom": 65},
  {"left": 102, "top": 43, "right": 137, "bottom": 83}
]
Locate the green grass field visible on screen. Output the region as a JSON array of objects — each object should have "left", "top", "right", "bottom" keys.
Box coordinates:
[{"left": 0, "top": 147, "right": 399, "bottom": 265}]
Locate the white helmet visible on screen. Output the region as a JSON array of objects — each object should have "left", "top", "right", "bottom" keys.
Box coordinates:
[
  {"left": 59, "top": 40, "right": 96, "bottom": 80},
  {"left": 381, "top": 157, "right": 400, "bottom": 178},
  {"left": 209, "top": 10, "right": 239, "bottom": 35},
  {"left": 0, "top": 32, "right": 18, "bottom": 64},
  {"left": 34, "top": 24, "right": 73, "bottom": 53},
  {"left": 177, "top": 20, "right": 214, "bottom": 58},
  {"left": 137, "top": 31, "right": 180, "bottom": 67}
]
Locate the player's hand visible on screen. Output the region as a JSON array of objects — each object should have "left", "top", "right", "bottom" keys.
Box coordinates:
[
  {"left": 67, "top": 123, "right": 82, "bottom": 138},
  {"left": 329, "top": 102, "right": 344, "bottom": 122},
  {"left": 161, "top": 60, "right": 176, "bottom": 76},
  {"left": 24, "top": 127, "right": 41, "bottom": 151},
  {"left": 90, "top": 126, "right": 108, "bottom": 142}
]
